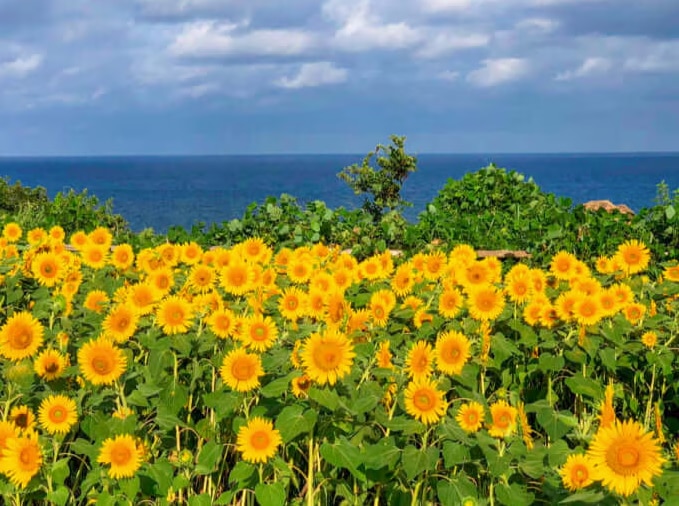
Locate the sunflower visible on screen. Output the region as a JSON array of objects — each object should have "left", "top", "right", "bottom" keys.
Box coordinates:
[
  {"left": 0, "top": 421, "right": 18, "bottom": 457},
  {"left": 435, "top": 330, "right": 471, "bottom": 375},
  {"left": 0, "top": 433, "right": 42, "bottom": 488},
  {"left": 149, "top": 267, "right": 175, "bottom": 295},
  {"left": 2, "top": 222, "right": 22, "bottom": 243},
  {"left": 103, "top": 304, "right": 139, "bottom": 342},
  {"left": 641, "top": 331, "right": 658, "bottom": 349},
  {"left": 78, "top": 337, "right": 127, "bottom": 385},
  {"left": 38, "top": 394, "right": 78, "bottom": 435},
  {"left": 614, "top": 240, "right": 650, "bottom": 276},
  {"left": 623, "top": 303, "right": 646, "bottom": 325},
  {"left": 236, "top": 417, "right": 282, "bottom": 464},
  {"left": 220, "top": 260, "right": 253, "bottom": 295},
  {"left": 220, "top": 348, "right": 264, "bottom": 392},
  {"left": 126, "top": 282, "right": 160, "bottom": 315},
  {"left": 405, "top": 340, "right": 434, "bottom": 380},
  {"left": 69, "top": 230, "right": 89, "bottom": 250},
  {"left": 422, "top": 252, "right": 447, "bottom": 280},
  {"left": 598, "top": 288, "right": 621, "bottom": 317},
  {"left": 560, "top": 453, "right": 596, "bottom": 491},
  {"left": 0, "top": 311, "right": 44, "bottom": 361},
  {"left": 306, "top": 289, "right": 327, "bottom": 321},
  {"left": 240, "top": 237, "right": 271, "bottom": 264},
  {"left": 88, "top": 227, "right": 113, "bottom": 249},
  {"left": 505, "top": 275, "right": 532, "bottom": 304},
  {"left": 369, "top": 299, "right": 390, "bottom": 327},
  {"left": 587, "top": 419, "right": 665, "bottom": 497},
  {"left": 9, "top": 405, "right": 36, "bottom": 432},
  {"left": 438, "top": 288, "right": 464, "bottom": 318},
  {"left": 242, "top": 314, "right": 278, "bottom": 352},
  {"left": 83, "top": 289, "right": 110, "bottom": 313},
  {"left": 488, "top": 400, "right": 518, "bottom": 438},
  {"left": 97, "top": 434, "right": 143, "bottom": 479},
  {"left": 467, "top": 285, "right": 505, "bottom": 321},
  {"left": 156, "top": 295, "right": 194, "bottom": 335},
  {"left": 461, "top": 262, "right": 491, "bottom": 290},
  {"left": 358, "top": 256, "right": 383, "bottom": 281},
  {"left": 111, "top": 244, "right": 135, "bottom": 270},
  {"left": 572, "top": 295, "right": 603, "bottom": 327},
  {"left": 662, "top": 264, "right": 679, "bottom": 282},
  {"left": 180, "top": 241, "right": 203, "bottom": 265},
  {"left": 80, "top": 243, "right": 108, "bottom": 269},
  {"left": 27, "top": 227, "right": 47, "bottom": 245},
  {"left": 391, "top": 264, "right": 414, "bottom": 297},
  {"left": 550, "top": 251, "right": 578, "bottom": 280},
  {"left": 207, "top": 308, "right": 236, "bottom": 339},
  {"left": 376, "top": 340, "right": 393, "bottom": 369},
  {"left": 278, "top": 287, "right": 307, "bottom": 322},
  {"left": 186, "top": 264, "right": 216, "bottom": 293},
  {"left": 456, "top": 402, "right": 485, "bottom": 433},
  {"left": 273, "top": 247, "right": 293, "bottom": 270},
  {"left": 413, "top": 308, "right": 434, "bottom": 329},
  {"left": 34, "top": 348, "right": 69, "bottom": 380},
  {"left": 31, "top": 251, "right": 65, "bottom": 287},
  {"left": 332, "top": 267, "right": 355, "bottom": 293},
  {"left": 308, "top": 271, "right": 333, "bottom": 295},
  {"left": 301, "top": 329, "right": 355, "bottom": 386},
  {"left": 449, "top": 244, "right": 477, "bottom": 266},
  {"left": 404, "top": 378, "right": 448, "bottom": 425},
  {"left": 291, "top": 374, "right": 312, "bottom": 398}
]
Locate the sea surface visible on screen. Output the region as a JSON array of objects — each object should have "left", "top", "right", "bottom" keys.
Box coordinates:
[{"left": 1, "top": 153, "right": 678, "bottom": 233}]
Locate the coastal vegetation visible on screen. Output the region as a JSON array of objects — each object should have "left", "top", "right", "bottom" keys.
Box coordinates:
[{"left": 1, "top": 142, "right": 679, "bottom": 505}]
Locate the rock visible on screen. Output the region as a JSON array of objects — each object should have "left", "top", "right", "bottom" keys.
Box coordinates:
[{"left": 582, "top": 200, "right": 634, "bottom": 215}]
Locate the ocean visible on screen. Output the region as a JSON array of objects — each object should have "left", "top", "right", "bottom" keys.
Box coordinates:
[{"left": 1, "top": 153, "right": 679, "bottom": 233}]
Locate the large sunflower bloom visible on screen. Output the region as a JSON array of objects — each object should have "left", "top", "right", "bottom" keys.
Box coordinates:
[
  {"left": 236, "top": 417, "right": 282, "bottom": 464},
  {"left": 404, "top": 378, "right": 448, "bottom": 425},
  {"left": 405, "top": 340, "right": 434, "bottom": 380},
  {"left": 614, "top": 240, "right": 650, "bottom": 275},
  {"left": 156, "top": 295, "right": 194, "bottom": 335},
  {"left": 456, "top": 402, "right": 485, "bottom": 433},
  {"left": 97, "top": 434, "right": 143, "bottom": 479},
  {"left": 467, "top": 285, "right": 505, "bottom": 321},
  {"left": 435, "top": 330, "right": 471, "bottom": 376},
  {"left": 488, "top": 400, "right": 518, "bottom": 438},
  {"left": 242, "top": 314, "right": 278, "bottom": 352},
  {"left": 0, "top": 311, "right": 44, "bottom": 361},
  {"left": 220, "top": 348, "right": 264, "bottom": 392},
  {"left": 587, "top": 419, "right": 665, "bottom": 497},
  {"left": 103, "top": 304, "right": 139, "bottom": 342},
  {"left": 301, "top": 329, "right": 355, "bottom": 386},
  {"left": 78, "top": 338, "right": 127, "bottom": 385},
  {"left": 0, "top": 433, "right": 42, "bottom": 488},
  {"left": 31, "top": 251, "right": 66, "bottom": 287},
  {"left": 34, "top": 348, "right": 69, "bottom": 381},
  {"left": 38, "top": 394, "right": 78, "bottom": 435}
]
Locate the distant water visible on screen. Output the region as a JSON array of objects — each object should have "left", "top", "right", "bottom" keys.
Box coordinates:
[{"left": 1, "top": 153, "right": 678, "bottom": 233}]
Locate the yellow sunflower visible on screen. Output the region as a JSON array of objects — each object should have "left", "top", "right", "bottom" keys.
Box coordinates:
[
  {"left": 278, "top": 287, "right": 307, "bottom": 322},
  {"left": 34, "top": 348, "right": 69, "bottom": 380},
  {"left": 560, "top": 453, "right": 596, "bottom": 491},
  {"left": 180, "top": 241, "right": 203, "bottom": 265},
  {"left": 587, "top": 419, "right": 665, "bottom": 497},
  {"left": 405, "top": 340, "right": 434, "bottom": 380},
  {"left": 404, "top": 378, "right": 448, "bottom": 425},
  {"left": 467, "top": 285, "right": 505, "bottom": 321},
  {"left": 435, "top": 330, "right": 471, "bottom": 375},
  {"left": 148, "top": 267, "right": 175, "bottom": 295},
  {"left": 38, "top": 394, "right": 78, "bottom": 435},
  {"left": 126, "top": 282, "right": 160, "bottom": 315},
  {"left": 391, "top": 264, "right": 414, "bottom": 297},
  {"left": 97, "top": 434, "right": 143, "bottom": 479},
  {"left": 505, "top": 275, "right": 532, "bottom": 304},
  {"left": 236, "top": 417, "right": 282, "bottom": 464},
  {"left": 69, "top": 230, "right": 89, "bottom": 250},
  {"left": 550, "top": 251, "right": 578, "bottom": 280},
  {"left": 242, "top": 314, "right": 278, "bottom": 352},
  {"left": 9, "top": 405, "right": 36, "bottom": 432},
  {"left": 220, "top": 260, "right": 253, "bottom": 295},
  {"left": 291, "top": 374, "right": 312, "bottom": 398},
  {"left": 0, "top": 311, "right": 45, "bottom": 361},
  {"left": 623, "top": 303, "right": 646, "bottom": 325},
  {"left": 456, "top": 402, "right": 485, "bottom": 433},
  {"left": 572, "top": 295, "right": 603, "bottom": 327},
  {"left": 207, "top": 308, "right": 236, "bottom": 339},
  {"left": 220, "top": 348, "right": 264, "bottom": 392},
  {"left": 88, "top": 227, "right": 113, "bottom": 249},
  {"left": 103, "top": 304, "right": 139, "bottom": 342},
  {"left": 156, "top": 295, "right": 194, "bottom": 335},
  {"left": 376, "top": 340, "right": 393, "bottom": 369},
  {"left": 31, "top": 251, "right": 66, "bottom": 287},
  {"left": 0, "top": 433, "right": 42, "bottom": 488},
  {"left": 614, "top": 240, "right": 650, "bottom": 275},
  {"left": 27, "top": 227, "right": 47, "bottom": 245},
  {"left": 240, "top": 237, "right": 272, "bottom": 264},
  {"left": 438, "top": 288, "right": 464, "bottom": 318},
  {"left": 186, "top": 264, "right": 216, "bottom": 293},
  {"left": 2, "top": 222, "right": 22, "bottom": 243},
  {"left": 0, "top": 421, "right": 18, "bottom": 457},
  {"left": 641, "top": 331, "right": 658, "bottom": 349},
  {"left": 301, "top": 329, "right": 355, "bottom": 386},
  {"left": 111, "top": 244, "right": 135, "bottom": 270},
  {"left": 662, "top": 263, "right": 679, "bottom": 282},
  {"left": 488, "top": 400, "right": 518, "bottom": 438},
  {"left": 78, "top": 337, "right": 127, "bottom": 385},
  {"left": 84, "top": 289, "right": 110, "bottom": 313}
]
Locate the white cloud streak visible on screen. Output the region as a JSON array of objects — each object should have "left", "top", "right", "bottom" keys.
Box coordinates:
[
  {"left": 276, "top": 61, "right": 347, "bottom": 89},
  {"left": 466, "top": 57, "right": 529, "bottom": 86},
  {"left": 0, "top": 54, "right": 43, "bottom": 79}
]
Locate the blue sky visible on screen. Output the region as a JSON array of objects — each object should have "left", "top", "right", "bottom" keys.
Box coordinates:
[{"left": 1, "top": 0, "right": 678, "bottom": 155}]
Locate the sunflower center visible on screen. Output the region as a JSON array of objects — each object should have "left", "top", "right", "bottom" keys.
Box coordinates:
[
  {"left": 252, "top": 325, "right": 267, "bottom": 341},
  {"left": 250, "top": 430, "right": 270, "bottom": 450},
  {"left": 495, "top": 413, "right": 510, "bottom": 428},
  {"left": 465, "top": 412, "right": 478, "bottom": 424},
  {"left": 477, "top": 295, "right": 494, "bottom": 311},
  {"left": 42, "top": 263, "right": 55, "bottom": 276},
  {"left": 285, "top": 298, "right": 298, "bottom": 310},
  {"left": 14, "top": 413, "right": 29, "bottom": 428},
  {"left": 111, "top": 445, "right": 133, "bottom": 466},
  {"left": 19, "top": 446, "right": 36, "bottom": 467},
  {"left": 167, "top": 308, "right": 184, "bottom": 324},
  {"left": 93, "top": 356, "right": 113, "bottom": 374},
  {"left": 374, "top": 307, "right": 385, "bottom": 318},
  {"left": 412, "top": 390, "right": 435, "bottom": 411},
  {"left": 574, "top": 466, "right": 588, "bottom": 481},
  {"left": 49, "top": 406, "right": 66, "bottom": 422},
  {"left": 444, "top": 345, "right": 460, "bottom": 361},
  {"left": 232, "top": 360, "right": 255, "bottom": 380},
  {"left": 313, "top": 342, "right": 341, "bottom": 370},
  {"left": 607, "top": 444, "right": 640, "bottom": 475},
  {"left": 116, "top": 317, "right": 130, "bottom": 330},
  {"left": 45, "top": 361, "right": 60, "bottom": 374},
  {"left": 9, "top": 325, "right": 33, "bottom": 349}
]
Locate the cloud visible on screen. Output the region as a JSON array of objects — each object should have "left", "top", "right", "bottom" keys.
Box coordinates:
[
  {"left": 169, "top": 21, "right": 316, "bottom": 58},
  {"left": 514, "top": 17, "right": 559, "bottom": 33},
  {"left": 555, "top": 56, "right": 611, "bottom": 80},
  {"left": 416, "top": 32, "right": 490, "bottom": 58},
  {"left": 438, "top": 70, "right": 460, "bottom": 81},
  {"left": 275, "top": 61, "right": 347, "bottom": 89},
  {"left": 0, "top": 53, "right": 43, "bottom": 79},
  {"left": 466, "top": 58, "right": 529, "bottom": 87},
  {"left": 623, "top": 41, "right": 679, "bottom": 73},
  {"left": 421, "top": 0, "right": 472, "bottom": 13}
]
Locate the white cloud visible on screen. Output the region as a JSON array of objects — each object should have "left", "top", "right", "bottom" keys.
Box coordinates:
[
  {"left": 514, "top": 17, "right": 559, "bottom": 33},
  {"left": 422, "top": 0, "right": 473, "bottom": 13},
  {"left": 555, "top": 57, "right": 611, "bottom": 80},
  {"left": 323, "top": 0, "right": 421, "bottom": 51},
  {"left": 0, "top": 54, "right": 43, "bottom": 79},
  {"left": 466, "top": 58, "right": 529, "bottom": 86},
  {"left": 169, "top": 21, "right": 316, "bottom": 58},
  {"left": 276, "top": 61, "right": 347, "bottom": 89},
  {"left": 623, "top": 41, "right": 679, "bottom": 73},
  {"left": 416, "top": 32, "right": 489, "bottom": 58}
]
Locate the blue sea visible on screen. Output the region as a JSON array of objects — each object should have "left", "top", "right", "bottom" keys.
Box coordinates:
[{"left": 1, "top": 153, "right": 679, "bottom": 233}]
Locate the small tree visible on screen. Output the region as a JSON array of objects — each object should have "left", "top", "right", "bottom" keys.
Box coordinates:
[{"left": 338, "top": 135, "right": 418, "bottom": 223}]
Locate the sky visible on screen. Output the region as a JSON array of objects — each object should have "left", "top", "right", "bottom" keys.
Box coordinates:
[{"left": 1, "top": 0, "right": 678, "bottom": 155}]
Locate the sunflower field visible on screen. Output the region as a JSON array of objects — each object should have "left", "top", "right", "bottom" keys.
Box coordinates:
[{"left": 0, "top": 221, "right": 679, "bottom": 506}]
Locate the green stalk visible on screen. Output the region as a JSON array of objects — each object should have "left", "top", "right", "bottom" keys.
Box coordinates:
[{"left": 307, "top": 433, "right": 315, "bottom": 506}]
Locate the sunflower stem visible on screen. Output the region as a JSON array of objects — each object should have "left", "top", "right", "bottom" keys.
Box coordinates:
[
  {"left": 306, "top": 433, "right": 315, "bottom": 506},
  {"left": 643, "top": 364, "right": 656, "bottom": 430}
]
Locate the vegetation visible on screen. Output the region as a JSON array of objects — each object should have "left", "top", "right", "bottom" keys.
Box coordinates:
[{"left": 1, "top": 142, "right": 679, "bottom": 505}]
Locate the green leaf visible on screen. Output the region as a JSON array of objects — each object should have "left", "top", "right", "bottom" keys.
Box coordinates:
[
  {"left": 143, "top": 458, "right": 174, "bottom": 496},
  {"left": 495, "top": 482, "right": 535, "bottom": 506},
  {"left": 565, "top": 376, "right": 603, "bottom": 399},
  {"left": 275, "top": 405, "right": 316, "bottom": 443},
  {"left": 308, "top": 387, "right": 341, "bottom": 411},
  {"left": 319, "top": 437, "right": 365, "bottom": 481},
  {"left": 260, "top": 375, "right": 293, "bottom": 398},
  {"left": 363, "top": 437, "right": 401, "bottom": 471},
  {"left": 229, "top": 461, "right": 256, "bottom": 487},
  {"left": 254, "top": 482, "right": 286, "bottom": 506},
  {"left": 559, "top": 490, "right": 606, "bottom": 503},
  {"left": 401, "top": 445, "right": 430, "bottom": 481},
  {"left": 203, "top": 391, "right": 241, "bottom": 420},
  {"left": 195, "top": 441, "right": 223, "bottom": 475},
  {"left": 118, "top": 476, "right": 140, "bottom": 501},
  {"left": 533, "top": 402, "right": 575, "bottom": 441},
  {"left": 442, "top": 441, "right": 470, "bottom": 468},
  {"left": 188, "top": 494, "right": 214, "bottom": 506},
  {"left": 538, "top": 353, "right": 565, "bottom": 373},
  {"left": 666, "top": 205, "right": 676, "bottom": 220},
  {"left": 51, "top": 458, "right": 71, "bottom": 486},
  {"left": 46, "top": 487, "right": 70, "bottom": 506}
]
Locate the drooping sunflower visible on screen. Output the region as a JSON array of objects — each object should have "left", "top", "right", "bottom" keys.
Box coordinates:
[
  {"left": 0, "top": 311, "right": 45, "bottom": 361},
  {"left": 220, "top": 348, "right": 264, "bottom": 392},
  {"left": 156, "top": 295, "right": 194, "bottom": 335},
  {"left": 0, "top": 433, "right": 42, "bottom": 488},
  {"left": 404, "top": 378, "right": 448, "bottom": 425},
  {"left": 9, "top": 405, "right": 36, "bottom": 432},
  {"left": 456, "top": 401, "right": 485, "bottom": 433},
  {"left": 38, "top": 394, "right": 78, "bottom": 435},
  {"left": 587, "top": 419, "right": 665, "bottom": 497},
  {"left": 34, "top": 348, "right": 69, "bottom": 380},
  {"left": 405, "top": 340, "right": 434, "bottom": 380},
  {"left": 435, "top": 330, "right": 471, "bottom": 376},
  {"left": 207, "top": 308, "right": 236, "bottom": 339},
  {"left": 438, "top": 288, "right": 464, "bottom": 318},
  {"left": 291, "top": 374, "right": 312, "bottom": 398},
  {"left": 242, "top": 314, "right": 278, "bottom": 352},
  {"left": 376, "top": 340, "right": 394, "bottom": 369},
  {"left": 614, "top": 240, "right": 650, "bottom": 276},
  {"left": 78, "top": 337, "right": 127, "bottom": 385},
  {"left": 97, "top": 434, "right": 143, "bottom": 479},
  {"left": 111, "top": 244, "right": 135, "bottom": 270},
  {"left": 467, "top": 285, "right": 505, "bottom": 321},
  {"left": 488, "top": 400, "right": 518, "bottom": 438},
  {"left": 31, "top": 251, "right": 66, "bottom": 287},
  {"left": 236, "top": 417, "right": 282, "bottom": 464},
  {"left": 103, "top": 304, "right": 139, "bottom": 343},
  {"left": 560, "top": 453, "right": 596, "bottom": 491},
  {"left": 301, "top": 329, "right": 355, "bottom": 386}
]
